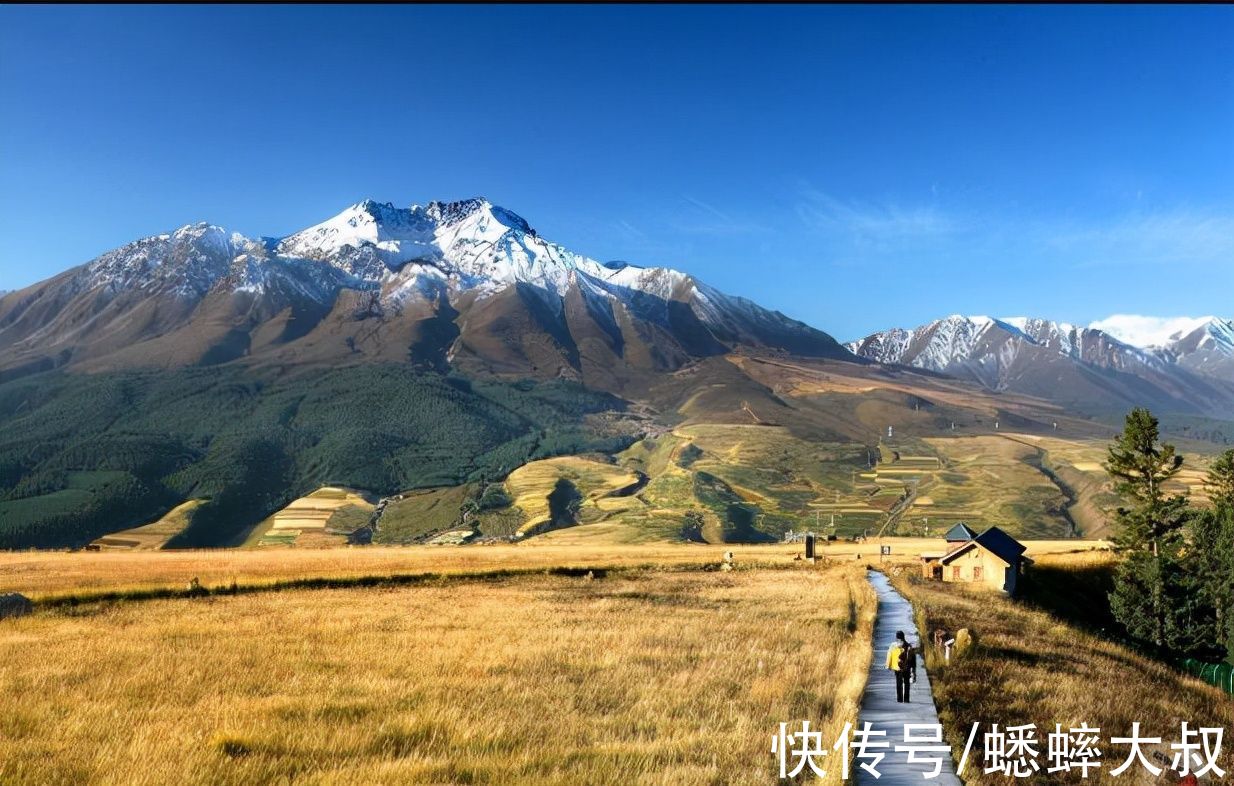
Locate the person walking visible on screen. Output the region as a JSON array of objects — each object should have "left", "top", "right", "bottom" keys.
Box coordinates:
[{"left": 886, "top": 630, "right": 917, "bottom": 703}]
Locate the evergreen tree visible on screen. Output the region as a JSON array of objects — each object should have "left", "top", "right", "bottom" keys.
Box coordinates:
[
  {"left": 1105, "top": 408, "right": 1196, "bottom": 651},
  {"left": 1193, "top": 450, "right": 1234, "bottom": 660},
  {"left": 1206, "top": 449, "right": 1234, "bottom": 505}
]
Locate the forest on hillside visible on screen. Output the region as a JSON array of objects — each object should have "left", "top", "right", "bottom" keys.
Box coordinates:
[{"left": 0, "top": 365, "right": 631, "bottom": 548}]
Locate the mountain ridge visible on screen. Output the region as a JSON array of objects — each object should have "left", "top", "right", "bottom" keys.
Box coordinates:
[
  {"left": 0, "top": 197, "right": 850, "bottom": 388},
  {"left": 847, "top": 313, "right": 1234, "bottom": 416}
]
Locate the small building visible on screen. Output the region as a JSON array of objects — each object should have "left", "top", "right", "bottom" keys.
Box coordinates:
[{"left": 920, "top": 525, "right": 1031, "bottom": 595}]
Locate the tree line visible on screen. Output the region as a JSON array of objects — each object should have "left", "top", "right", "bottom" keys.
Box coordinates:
[{"left": 1106, "top": 408, "right": 1234, "bottom": 662}]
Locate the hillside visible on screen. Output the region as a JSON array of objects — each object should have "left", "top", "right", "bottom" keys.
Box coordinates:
[
  {"left": 0, "top": 365, "right": 630, "bottom": 548},
  {"left": 8, "top": 340, "right": 1226, "bottom": 550}
]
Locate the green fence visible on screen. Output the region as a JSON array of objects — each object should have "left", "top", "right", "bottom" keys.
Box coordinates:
[{"left": 1179, "top": 658, "right": 1234, "bottom": 695}]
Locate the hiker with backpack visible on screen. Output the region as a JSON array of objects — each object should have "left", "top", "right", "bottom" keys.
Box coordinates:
[{"left": 885, "top": 630, "right": 918, "bottom": 703}]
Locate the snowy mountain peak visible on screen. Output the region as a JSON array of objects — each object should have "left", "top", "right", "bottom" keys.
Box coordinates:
[
  {"left": 1194, "top": 318, "right": 1234, "bottom": 353},
  {"left": 2, "top": 194, "right": 849, "bottom": 381},
  {"left": 57, "top": 196, "right": 822, "bottom": 330},
  {"left": 1089, "top": 315, "right": 1232, "bottom": 351},
  {"left": 846, "top": 314, "right": 1164, "bottom": 377}
]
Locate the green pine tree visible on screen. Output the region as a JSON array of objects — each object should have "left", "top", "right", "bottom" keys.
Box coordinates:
[
  {"left": 1207, "top": 449, "right": 1234, "bottom": 504},
  {"left": 1105, "top": 408, "right": 1195, "bottom": 651},
  {"left": 1193, "top": 450, "right": 1234, "bottom": 660}
]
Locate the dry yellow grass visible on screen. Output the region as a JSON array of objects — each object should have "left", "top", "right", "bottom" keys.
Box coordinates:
[
  {"left": 892, "top": 572, "right": 1234, "bottom": 786},
  {"left": 0, "top": 565, "right": 875, "bottom": 786},
  {"left": 0, "top": 540, "right": 1104, "bottom": 602}
]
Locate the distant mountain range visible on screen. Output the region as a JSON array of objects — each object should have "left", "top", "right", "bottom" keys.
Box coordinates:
[
  {"left": 3, "top": 196, "right": 1233, "bottom": 549},
  {"left": 2, "top": 198, "right": 1232, "bottom": 418},
  {"left": 847, "top": 314, "right": 1234, "bottom": 416},
  {"left": 0, "top": 198, "right": 846, "bottom": 391}
]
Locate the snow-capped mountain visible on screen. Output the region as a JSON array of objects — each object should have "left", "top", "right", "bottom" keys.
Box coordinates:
[
  {"left": 1089, "top": 315, "right": 1234, "bottom": 378},
  {"left": 0, "top": 198, "right": 847, "bottom": 387},
  {"left": 847, "top": 315, "right": 1162, "bottom": 372},
  {"left": 847, "top": 315, "right": 1234, "bottom": 415}
]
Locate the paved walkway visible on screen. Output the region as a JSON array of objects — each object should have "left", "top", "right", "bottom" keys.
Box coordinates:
[{"left": 856, "top": 570, "right": 962, "bottom": 785}]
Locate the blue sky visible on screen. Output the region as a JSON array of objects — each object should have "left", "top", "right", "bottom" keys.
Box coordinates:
[{"left": 2, "top": 5, "right": 1232, "bottom": 340}]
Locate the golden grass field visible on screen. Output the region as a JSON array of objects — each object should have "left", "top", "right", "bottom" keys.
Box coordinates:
[
  {"left": 0, "top": 539, "right": 1104, "bottom": 602},
  {"left": 3, "top": 537, "right": 1226, "bottom": 786},
  {"left": 0, "top": 563, "right": 876, "bottom": 786}
]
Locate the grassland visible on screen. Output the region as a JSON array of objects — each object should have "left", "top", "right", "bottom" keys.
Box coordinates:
[
  {"left": 0, "top": 540, "right": 1101, "bottom": 604},
  {"left": 915, "top": 436, "right": 1072, "bottom": 538},
  {"left": 0, "top": 564, "right": 876, "bottom": 786},
  {"left": 890, "top": 566, "right": 1234, "bottom": 786},
  {"left": 542, "top": 425, "right": 891, "bottom": 544}
]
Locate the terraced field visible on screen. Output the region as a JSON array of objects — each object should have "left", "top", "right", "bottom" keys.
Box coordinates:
[
  {"left": 135, "top": 424, "right": 1218, "bottom": 550},
  {"left": 89, "top": 500, "right": 203, "bottom": 551},
  {"left": 505, "top": 456, "right": 642, "bottom": 537},
  {"left": 477, "top": 427, "right": 1145, "bottom": 544},
  {"left": 246, "top": 487, "right": 376, "bottom": 547}
]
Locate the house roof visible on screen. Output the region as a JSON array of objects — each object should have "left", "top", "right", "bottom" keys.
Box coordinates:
[
  {"left": 940, "top": 525, "right": 1026, "bottom": 565},
  {"left": 944, "top": 522, "right": 979, "bottom": 541}
]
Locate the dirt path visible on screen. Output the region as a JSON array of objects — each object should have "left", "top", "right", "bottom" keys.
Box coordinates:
[{"left": 857, "top": 570, "right": 962, "bottom": 785}]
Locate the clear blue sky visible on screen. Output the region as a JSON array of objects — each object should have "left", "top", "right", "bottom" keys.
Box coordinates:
[{"left": 2, "top": 5, "right": 1232, "bottom": 340}]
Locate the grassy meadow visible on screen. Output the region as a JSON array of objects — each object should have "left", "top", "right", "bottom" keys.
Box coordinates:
[
  {"left": 0, "top": 540, "right": 1099, "bottom": 603},
  {"left": 0, "top": 563, "right": 876, "bottom": 786}
]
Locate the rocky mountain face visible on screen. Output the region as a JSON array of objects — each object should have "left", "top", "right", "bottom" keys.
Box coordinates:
[
  {"left": 1161, "top": 318, "right": 1234, "bottom": 378},
  {"left": 0, "top": 198, "right": 848, "bottom": 390},
  {"left": 1090, "top": 315, "right": 1234, "bottom": 380},
  {"left": 847, "top": 315, "right": 1234, "bottom": 416}
]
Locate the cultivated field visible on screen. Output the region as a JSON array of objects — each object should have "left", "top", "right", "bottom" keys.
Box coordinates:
[
  {"left": 504, "top": 455, "right": 641, "bottom": 537},
  {"left": 0, "top": 563, "right": 876, "bottom": 786},
  {"left": 245, "top": 487, "right": 376, "bottom": 548},
  {"left": 89, "top": 499, "right": 203, "bottom": 551}
]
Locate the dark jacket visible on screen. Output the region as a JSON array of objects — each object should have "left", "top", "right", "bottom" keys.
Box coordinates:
[{"left": 896, "top": 642, "right": 918, "bottom": 677}]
